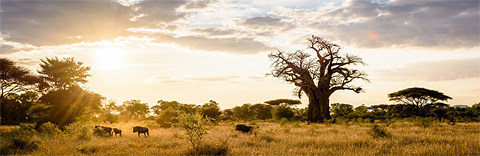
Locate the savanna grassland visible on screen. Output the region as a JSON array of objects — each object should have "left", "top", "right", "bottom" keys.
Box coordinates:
[{"left": 1, "top": 120, "right": 479, "bottom": 155}]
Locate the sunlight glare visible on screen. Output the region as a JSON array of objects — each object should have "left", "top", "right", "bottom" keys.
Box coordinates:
[{"left": 94, "top": 47, "right": 126, "bottom": 70}]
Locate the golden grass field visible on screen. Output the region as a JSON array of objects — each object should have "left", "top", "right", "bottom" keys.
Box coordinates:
[{"left": 1, "top": 121, "right": 479, "bottom": 155}]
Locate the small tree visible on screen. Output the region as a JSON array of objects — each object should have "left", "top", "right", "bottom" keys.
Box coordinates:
[
  {"left": 272, "top": 104, "right": 295, "bottom": 120},
  {"left": 388, "top": 87, "right": 452, "bottom": 117},
  {"left": 199, "top": 100, "right": 222, "bottom": 120},
  {"left": 175, "top": 113, "right": 210, "bottom": 155},
  {"left": 155, "top": 107, "right": 179, "bottom": 128},
  {"left": 251, "top": 104, "right": 273, "bottom": 120},
  {"left": 330, "top": 103, "right": 354, "bottom": 118},
  {"left": 120, "top": 100, "right": 150, "bottom": 121},
  {"left": 232, "top": 104, "right": 255, "bottom": 121}
]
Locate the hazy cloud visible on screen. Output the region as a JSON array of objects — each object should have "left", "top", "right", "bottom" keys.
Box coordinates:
[
  {"left": 308, "top": 0, "right": 479, "bottom": 48},
  {"left": 185, "top": 76, "right": 241, "bottom": 82},
  {"left": 0, "top": 0, "right": 193, "bottom": 47},
  {"left": 237, "top": 16, "right": 296, "bottom": 32},
  {"left": 376, "top": 58, "right": 480, "bottom": 81},
  {"left": 151, "top": 33, "right": 276, "bottom": 54},
  {"left": 0, "top": 44, "right": 18, "bottom": 54},
  {"left": 191, "top": 28, "right": 238, "bottom": 36},
  {"left": 0, "top": 1, "right": 136, "bottom": 46},
  {"left": 181, "top": 0, "right": 217, "bottom": 10},
  {"left": 148, "top": 75, "right": 241, "bottom": 83},
  {"left": 132, "top": 0, "right": 190, "bottom": 24}
]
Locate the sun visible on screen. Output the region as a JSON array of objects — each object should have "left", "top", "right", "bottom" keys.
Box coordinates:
[{"left": 94, "top": 47, "right": 126, "bottom": 70}]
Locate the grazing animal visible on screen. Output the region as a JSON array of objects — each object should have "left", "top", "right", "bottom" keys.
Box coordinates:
[
  {"left": 133, "top": 126, "right": 149, "bottom": 137},
  {"left": 95, "top": 125, "right": 113, "bottom": 136},
  {"left": 235, "top": 124, "right": 253, "bottom": 133},
  {"left": 113, "top": 128, "right": 122, "bottom": 136}
]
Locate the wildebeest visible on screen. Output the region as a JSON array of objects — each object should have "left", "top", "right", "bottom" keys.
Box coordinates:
[
  {"left": 235, "top": 124, "right": 253, "bottom": 133},
  {"left": 133, "top": 126, "right": 149, "bottom": 137},
  {"left": 113, "top": 128, "right": 122, "bottom": 136},
  {"left": 94, "top": 125, "right": 113, "bottom": 136}
]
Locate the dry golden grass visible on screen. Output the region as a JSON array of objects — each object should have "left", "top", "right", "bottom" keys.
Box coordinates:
[{"left": 3, "top": 121, "right": 479, "bottom": 155}]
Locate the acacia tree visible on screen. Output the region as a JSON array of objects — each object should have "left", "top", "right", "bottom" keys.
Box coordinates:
[
  {"left": 264, "top": 98, "right": 301, "bottom": 106},
  {"left": 268, "top": 36, "right": 369, "bottom": 123},
  {"left": 38, "top": 57, "right": 90, "bottom": 91},
  {"left": 388, "top": 87, "right": 452, "bottom": 117},
  {"left": 120, "top": 99, "right": 150, "bottom": 120},
  {"left": 199, "top": 100, "right": 222, "bottom": 120},
  {"left": 0, "top": 58, "right": 43, "bottom": 99},
  {"left": 34, "top": 57, "right": 102, "bottom": 129}
]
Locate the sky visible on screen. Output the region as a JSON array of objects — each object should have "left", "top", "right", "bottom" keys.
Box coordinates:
[{"left": 1, "top": 0, "right": 479, "bottom": 109}]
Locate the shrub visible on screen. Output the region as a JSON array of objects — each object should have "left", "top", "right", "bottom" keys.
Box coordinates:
[
  {"left": 76, "top": 145, "right": 99, "bottom": 154},
  {"left": 19, "top": 123, "right": 36, "bottom": 131},
  {"left": 38, "top": 122, "right": 62, "bottom": 136},
  {"left": 65, "top": 122, "right": 93, "bottom": 140},
  {"left": 0, "top": 127, "right": 40, "bottom": 155},
  {"left": 175, "top": 113, "right": 211, "bottom": 155},
  {"left": 185, "top": 143, "right": 229, "bottom": 156},
  {"left": 416, "top": 117, "right": 435, "bottom": 128},
  {"left": 367, "top": 124, "right": 388, "bottom": 138}
]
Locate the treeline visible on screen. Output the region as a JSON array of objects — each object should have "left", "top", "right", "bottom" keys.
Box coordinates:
[
  {"left": 1, "top": 57, "right": 479, "bottom": 128},
  {"left": 77, "top": 100, "right": 480, "bottom": 126}
]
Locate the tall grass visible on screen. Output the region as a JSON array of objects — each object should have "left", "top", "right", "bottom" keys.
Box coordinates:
[{"left": 1, "top": 121, "right": 478, "bottom": 155}]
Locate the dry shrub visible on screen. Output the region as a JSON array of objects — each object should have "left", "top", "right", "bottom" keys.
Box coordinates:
[
  {"left": 367, "top": 124, "right": 389, "bottom": 138},
  {"left": 0, "top": 126, "right": 40, "bottom": 155},
  {"left": 65, "top": 122, "right": 93, "bottom": 140},
  {"left": 38, "top": 122, "right": 62, "bottom": 136},
  {"left": 185, "top": 143, "right": 229, "bottom": 156}
]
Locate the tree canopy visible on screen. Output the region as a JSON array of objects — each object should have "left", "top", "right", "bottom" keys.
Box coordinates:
[
  {"left": 388, "top": 87, "right": 452, "bottom": 116},
  {"left": 264, "top": 99, "right": 301, "bottom": 106},
  {"left": 38, "top": 57, "right": 91, "bottom": 91},
  {"left": 0, "top": 58, "right": 43, "bottom": 99}
]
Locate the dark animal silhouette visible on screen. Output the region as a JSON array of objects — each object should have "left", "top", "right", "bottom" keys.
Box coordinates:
[
  {"left": 113, "top": 128, "right": 122, "bottom": 136},
  {"left": 95, "top": 125, "right": 113, "bottom": 136},
  {"left": 133, "top": 126, "right": 149, "bottom": 137},
  {"left": 235, "top": 124, "right": 253, "bottom": 133}
]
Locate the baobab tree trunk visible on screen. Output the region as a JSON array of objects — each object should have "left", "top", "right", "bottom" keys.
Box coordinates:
[{"left": 305, "top": 88, "right": 331, "bottom": 123}]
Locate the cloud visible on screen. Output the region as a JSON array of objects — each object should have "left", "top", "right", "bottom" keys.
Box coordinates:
[
  {"left": 147, "top": 75, "right": 241, "bottom": 83},
  {"left": 376, "top": 58, "right": 480, "bottom": 81},
  {"left": 0, "top": 0, "right": 193, "bottom": 47},
  {"left": 132, "top": 0, "right": 190, "bottom": 24},
  {"left": 148, "top": 33, "right": 276, "bottom": 54},
  {"left": 237, "top": 16, "right": 296, "bottom": 32},
  {"left": 181, "top": 0, "right": 217, "bottom": 10},
  {"left": 191, "top": 28, "right": 238, "bottom": 36},
  {"left": 0, "top": 44, "right": 18, "bottom": 54},
  {"left": 307, "top": 0, "right": 479, "bottom": 48},
  {"left": 185, "top": 76, "right": 241, "bottom": 82},
  {"left": 0, "top": 1, "right": 138, "bottom": 46}
]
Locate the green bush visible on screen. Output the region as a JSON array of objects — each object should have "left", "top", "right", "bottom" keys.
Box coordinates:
[{"left": 367, "top": 124, "right": 388, "bottom": 138}]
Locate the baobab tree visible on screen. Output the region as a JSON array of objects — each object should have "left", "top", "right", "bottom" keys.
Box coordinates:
[{"left": 268, "top": 35, "right": 369, "bottom": 123}]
